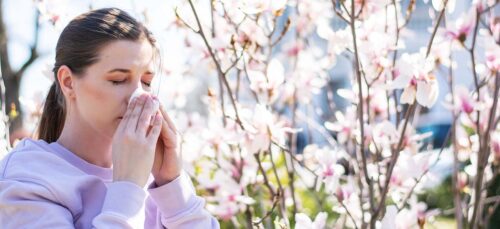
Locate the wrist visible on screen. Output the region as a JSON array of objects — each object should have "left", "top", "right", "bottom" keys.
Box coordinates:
[
  {"left": 154, "top": 172, "right": 181, "bottom": 186},
  {"left": 113, "top": 174, "right": 147, "bottom": 187}
]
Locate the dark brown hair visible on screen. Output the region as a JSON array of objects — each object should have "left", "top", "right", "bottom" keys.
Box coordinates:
[{"left": 37, "top": 8, "right": 157, "bottom": 142}]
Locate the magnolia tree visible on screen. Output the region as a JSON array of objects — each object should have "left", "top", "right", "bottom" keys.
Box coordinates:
[{"left": 1, "top": 0, "right": 500, "bottom": 228}]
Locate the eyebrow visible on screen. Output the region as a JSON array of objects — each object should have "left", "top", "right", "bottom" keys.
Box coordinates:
[
  {"left": 107, "top": 69, "right": 131, "bottom": 74},
  {"left": 107, "top": 69, "right": 155, "bottom": 74}
]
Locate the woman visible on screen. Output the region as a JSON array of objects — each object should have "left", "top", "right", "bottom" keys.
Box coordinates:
[{"left": 0, "top": 8, "right": 219, "bottom": 228}]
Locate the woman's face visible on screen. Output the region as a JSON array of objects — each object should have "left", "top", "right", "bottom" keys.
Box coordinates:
[{"left": 71, "top": 39, "right": 155, "bottom": 138}]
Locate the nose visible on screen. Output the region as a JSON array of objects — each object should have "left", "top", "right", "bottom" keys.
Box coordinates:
[{"left": 128, "top": 87, "right": 149, "bottom": 104}]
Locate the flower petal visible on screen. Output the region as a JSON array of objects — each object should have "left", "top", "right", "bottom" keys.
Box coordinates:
[
  {"left": 416, "top": 81, "right": 439, "bottom": 107},
  {"left": 400, "top": 86, "right": 416, "bottom": 104}
]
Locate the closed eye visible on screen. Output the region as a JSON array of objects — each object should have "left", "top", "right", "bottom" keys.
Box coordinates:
[
  {"left": 110, "top": 80, "right": 151, "bottom": 87},
  {"left": 110, "top": 80, "right": 125, "bottom": 85}
]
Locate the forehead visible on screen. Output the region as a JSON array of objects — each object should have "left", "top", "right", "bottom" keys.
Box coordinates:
[{"left": 97, "top": 40, "right": 155, "bottom": 70}]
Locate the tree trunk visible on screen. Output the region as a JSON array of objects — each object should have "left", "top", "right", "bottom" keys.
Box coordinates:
[
  {"left": 0, "top": 0, "right": 39, "bottom": 137},
  {"left": 4, "top": 74, "right": 22, "bottom": 133}
]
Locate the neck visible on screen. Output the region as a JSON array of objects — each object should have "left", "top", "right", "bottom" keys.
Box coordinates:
[{"left": 57, "top": 114, "right": 113, "bottom": 168}]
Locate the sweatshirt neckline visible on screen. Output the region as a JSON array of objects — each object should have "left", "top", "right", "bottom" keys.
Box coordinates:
[{"left": 48, "top": 141, "right": 113, "bottom": 181}]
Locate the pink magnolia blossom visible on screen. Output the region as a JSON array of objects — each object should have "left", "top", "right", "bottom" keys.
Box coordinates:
[
  {"left": 248, "top": 58, "right": 285, "bottom": 103},
  {"left": 482, "top": 32, "right": 500, "bottom": 72},
  {"left": 392, "top": 51, "right": 439, "bottom": 108},
  {"left": 295, "top": 212, "right": 327, "bottom": 229},
  {"left": 368, "top": 89, "right": 391, "bottom": 120},
  {"left": 333, "top": 191, "right": 363, "bottom": 227},
  {"left": 445, "top": 10, "right": 476, "bottom": 44},
  {"left": 199, "top": 170, "right": 255, "bottom": 220},
  {"left": 236, "top": 20, "right": 268, "bottom": 47},
  {"left": 295, "top": 0, "right": 332, "bottom": 36},
  {"left": 458, "top": 87, "right": 496, "bottom": 133},
  {"left": 325, "top": 107, "right": 358, "bottom": 144},
  {"left": 381, "top": 201, "right": 438, "bottom": 229},
  {"left": 391, "top": 150, "right": 432, "bottom": 194},
  {"left": 281, "top": 50, "right": 328, "bottom": 104},
  {"left": 443, "top": 85, "right": 477, "bottom": 114},
  {"left": 316, "top": 24, "right": 352, "bottom": 56},
  {"left": 314, "top": 147, "right": 346, "bottom": 192},
  {"left": 372, "top": 121, "right": 399, "bottom": 156},
  {"left": 399, "top": 122, "right": 433, "bottom": 154},
  {"left": 473, "top": 0, "right": 498, "bottom": 13},
  {"left": 431, "top": 0, "right": 456, "bottom": 14},
  {"left": 237, "top": 0, "right": 287, "bottom": 15},
  {"left": 240, "top": 104, "right": 295, "bottom": 154}
]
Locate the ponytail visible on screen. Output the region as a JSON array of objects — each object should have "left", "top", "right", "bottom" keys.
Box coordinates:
[{"left": 37, "top": 82, "right": 66, "bottom": 143}]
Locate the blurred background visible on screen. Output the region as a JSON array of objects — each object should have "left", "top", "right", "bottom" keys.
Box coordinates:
[
  {"left": 1, "top": 0, "right": 499, "bottom": 227},
  {"left": 0, "top": 0, "right": 480, "bottom": 146}
]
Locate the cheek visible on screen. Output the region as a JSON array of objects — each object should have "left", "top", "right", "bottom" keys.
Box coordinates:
[
  {"left": 81, "top": 81, "right": 106, "bottom": 102},
  {"left": 77, "top": 81, "right": 120, "bottom": 121}
]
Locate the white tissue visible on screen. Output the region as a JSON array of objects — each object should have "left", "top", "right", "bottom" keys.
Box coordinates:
[
  {"left": 129, "top": 87, "right": 147, "bottom": 104},
  {"left": 128, "top": 87, "right": 160, "bottom": 126}
]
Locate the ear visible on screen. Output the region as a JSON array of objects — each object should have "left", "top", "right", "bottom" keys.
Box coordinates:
[{"left": 57, "top": 65, "right": 76, "bottom": 99}]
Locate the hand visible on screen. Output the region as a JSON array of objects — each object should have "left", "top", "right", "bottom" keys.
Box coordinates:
[
  {"left": 111, "top": 94, "right": 162, "bottom": 187},
  {"left": 151, "top": 103, "right": 182, "bottom": 186}
]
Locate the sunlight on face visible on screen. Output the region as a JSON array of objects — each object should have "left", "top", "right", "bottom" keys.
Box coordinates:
[{"left": 71, "top": 39, "right": 156, "bottom": 138}]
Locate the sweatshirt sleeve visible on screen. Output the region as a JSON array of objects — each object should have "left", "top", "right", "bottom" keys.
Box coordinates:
[
  {"left": 0, "top": 178, "right": 147, "bottom": 229},
  {"left": 91, "top": 181, "right": 147, "bottom": 228},
  {"left": 0, "top": 178, "right": 75, "bottom": 228},
  {"left": 145, "top": 171, "right": 220, "bottom": 229}
]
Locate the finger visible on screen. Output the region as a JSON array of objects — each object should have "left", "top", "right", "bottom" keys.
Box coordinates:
[
  {"left": 149, "top": 97, "right": 161, "bottom": 125},
  {"left": 126, "top": 94, "right": 147, "bottom": 132},
  {"left": 161, "top": 126, "right": 177, "bottom": 149},
  {"left": 117, "top": 97, "right": 138, "bottom": 133},
  {"left": 137, "top": 97, "right": 159, "bottom": 135},
  {"left": 147, "top": 113, "right": 163, "bottom": 140},
  {"left": 159, "top": 104, "right": 177, "bottom": 133},
  {"left": 152, "top": 140, "right": 164, "bottom": 174},
  {"left": 158, "top": 113, "right": 177, "bottom": 148}
]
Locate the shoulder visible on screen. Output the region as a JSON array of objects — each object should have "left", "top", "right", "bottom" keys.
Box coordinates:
[
  {"left": 0, "top": 138, "right": 75, "bottom": 204},
  {"left": 0, "top": 138, "right": 71, "bottom": 182}
]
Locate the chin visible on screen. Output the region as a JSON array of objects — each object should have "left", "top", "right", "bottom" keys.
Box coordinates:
[{"left": 100, "top": 123, "right": 119, "bottom": 139}]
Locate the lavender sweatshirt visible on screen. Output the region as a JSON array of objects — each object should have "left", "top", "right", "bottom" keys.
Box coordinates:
[{"left": 0, "top": 138, "right": 220, "bottom": 228}]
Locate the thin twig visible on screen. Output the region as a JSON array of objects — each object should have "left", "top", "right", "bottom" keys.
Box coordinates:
[
  {"left": 335, "top": 194, "right": 359, "bottom": 229},
  {"left": 373, "top": 1, "right": 448, "bottom": 224},
  {"left": 372, "top": 103, "right": 416, "bottom": 225},
  {"left": 348, "top": 0, "right": 376, "bottom": 217},
  {"left": 252, "top": 189, "right": 281, "bottom": 226},
  {"left": 472, "top": 72, "right": 500, "bottom": 228},
  {"left": 268, "top": 146, "right": 289, "bottom": 227},
  {"left": 255, "top": 151, "right": 276, "bottom": 197},
  {"left": 448, "top": 42, "right": 464, "bottom": 228},
  {"left": 397, "top": 129, "right": 452, "bottom": 210},
  {"left": 425, "top": 0, "right": 448, "bottom": 58},
  {"left": 174, "top": 7, "right": 198, "bottom": 33},
  {"left": 187, "top": 0, "right": 245, "bottom": 129}
]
